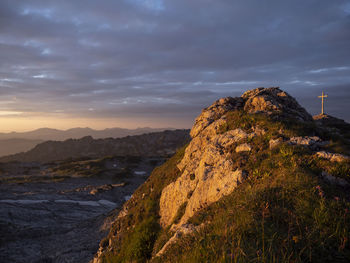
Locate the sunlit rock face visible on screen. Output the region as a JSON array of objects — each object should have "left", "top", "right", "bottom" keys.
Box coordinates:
[
  {"left": 242, "top": 87, "right": 313, "bottom": 122},
  {"left": 160, "top": 87, "right": 312, "bottom": 229},
  {"left": 190, "top": 97, "right": 244, "bottom": 138}
]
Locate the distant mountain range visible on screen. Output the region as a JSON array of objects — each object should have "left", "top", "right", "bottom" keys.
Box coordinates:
[
  {"left": 0, "top": 127, "right": 175, "bottom": 157},
  {"left": 0, "top": 127, "right": 173, "bottom": 141},
  {"left": 0, "top": 129, "right": 190, "bottom": 163}
]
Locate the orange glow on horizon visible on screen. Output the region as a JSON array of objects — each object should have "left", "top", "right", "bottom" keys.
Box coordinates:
[{"left": 0, "top": 116, "right": 191, "bottom": 133}]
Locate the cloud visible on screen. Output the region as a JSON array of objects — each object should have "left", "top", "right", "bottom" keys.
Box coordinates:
[{"left": 0, "top": 0, "right": 350, "bottom": 129}]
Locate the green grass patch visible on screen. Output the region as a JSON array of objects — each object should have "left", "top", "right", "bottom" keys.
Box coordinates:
[
  {"left": 101, "top": 144, "right": 188, "bottom": 263},
  {"left": 219, "top": 110, "right": 319, "bottom": 138}
]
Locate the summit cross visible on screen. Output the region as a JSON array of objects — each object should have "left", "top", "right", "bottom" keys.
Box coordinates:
[{"left": 318, "top": 91, "right": 328, "bottom": 115}]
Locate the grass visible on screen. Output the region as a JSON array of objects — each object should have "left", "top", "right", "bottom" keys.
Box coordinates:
[
  {"left": 0, "top": 174, "right": 70, "bottom": 184},
  {"left": 157, "top": 143, "right": 350, "bottom": 262},
  {"left": 49, "top": 155, "right": 148, "bottom": 179},
  {"left": 152, "top": 112, "right": 350, "bottom": 262},
  {"left": 99, "top": 110, "right": 350, "bottom": 263},
  {"left": 50, "top": 157, "right": 108, "bottom": 177},
  {"left": 218, "top": 110, "right": 319, "bottom": 139},
  {"left": 101, "top": 145, "right": 187, "bottom": 263}
]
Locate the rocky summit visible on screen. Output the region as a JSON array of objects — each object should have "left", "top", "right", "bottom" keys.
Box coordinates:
[{"left": 93, "top": 87, "right": 350, "bottom": 263}]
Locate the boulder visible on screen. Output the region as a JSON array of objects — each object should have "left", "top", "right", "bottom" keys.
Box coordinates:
[
  {"left": 316, "top": 151, "right": 350, "bottom": 162},
  {"left": 242, "top": 87, "right": 312, "bottom": 122},
  {"left": 235, "top": 143, "right": 252, "bottom": 153},
  {"left": 289, "top": 136, "right": 321, "bottom": 146}
]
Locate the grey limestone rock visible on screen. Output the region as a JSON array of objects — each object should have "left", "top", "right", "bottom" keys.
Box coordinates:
[{"left": 316, "top": 151, "right": 350, "bottom": 162}]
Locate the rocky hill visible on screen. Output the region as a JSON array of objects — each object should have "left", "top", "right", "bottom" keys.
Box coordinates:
[
  {"left": 0, "top": 138, "right": 43, "bottom": 157},
  {"left": 0, "top": 130, "right": 190, "bottom": 163},
  {"left": 93, "top": 87, "right": 350, "bottom": 263}
]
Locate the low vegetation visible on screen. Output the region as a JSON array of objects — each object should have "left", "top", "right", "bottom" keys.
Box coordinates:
[
  {"left": 99, "top": 109, "right": 350, "bottom": 263},
  {"left": 101, "top": 145, "right": 187, "bottom": 263},
  {"left": 156, "top": 141, "right": 350, "bottom": 262}
]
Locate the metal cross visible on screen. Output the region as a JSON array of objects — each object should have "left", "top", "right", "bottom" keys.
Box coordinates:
[{"left": 318, "top": 91, "right": 328, "bottom": 115}]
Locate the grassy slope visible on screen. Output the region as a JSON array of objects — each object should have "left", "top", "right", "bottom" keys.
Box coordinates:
[
  {"left": 101, "top": 111, "right": 350, "bottom": 263},
  {"left": 101, "top": 146, "right": 187, "bottom": 263}
]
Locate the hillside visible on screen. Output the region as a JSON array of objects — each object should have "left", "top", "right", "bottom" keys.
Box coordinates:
[
  {"left": 0, "top": 130, "right": 190, "bottom": 163},
  {"left": 0, "top": 127, "right": 171, "bottom": 141},
  {"left": 0, "top": 138, "right": 43, "bottom": 157},
  {"left": 93, "top": 87, "right": 350, "bottom": 263}
]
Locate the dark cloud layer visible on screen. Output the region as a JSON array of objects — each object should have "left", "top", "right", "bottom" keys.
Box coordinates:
[{"left": 0, "top": 0, "right": 349, "bottom": 129}]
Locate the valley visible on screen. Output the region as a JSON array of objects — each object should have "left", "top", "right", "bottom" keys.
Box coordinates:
[
  {"left": 0, "top": 129, "right": 190, "bottom": 263},
  {"left": 0, "top": 156, "right": 165, "bottom": 263}
]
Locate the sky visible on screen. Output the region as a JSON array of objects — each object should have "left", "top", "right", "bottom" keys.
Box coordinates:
[{"left": 0, "top": 0, "right": 349, "bottom": 132}]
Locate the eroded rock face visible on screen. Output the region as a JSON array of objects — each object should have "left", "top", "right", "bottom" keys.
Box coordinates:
[
  {"left": 159, "top": 87, "right": 314, "bottom": 230},
  {"left": 190, "top": 97, "right": 244, "bottom": 138},
  {"left": 159, "top": 117, "right": 248, "bottom": 229}
]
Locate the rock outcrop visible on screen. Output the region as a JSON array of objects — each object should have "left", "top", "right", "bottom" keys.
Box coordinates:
[
  {"left": 316, "top": 151, "right": 350, "bottom": 162},
  {"left": 289, "top": 136, "right": 329, "bottom": 149},
  {"left": 159, "top": 120, "right": 249, "bottom": 228},
  {"left": 242, "top": 87, "right": 312, "bottom": 121},
  {"left": 159, "top": 87, "right": 311, "bottom": 230},
  {"left": 93, "top": 87, "right": 350, "bottom": 263},
  {"left": 190, "top": 97, "right": 244, "bottom": 138}
]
